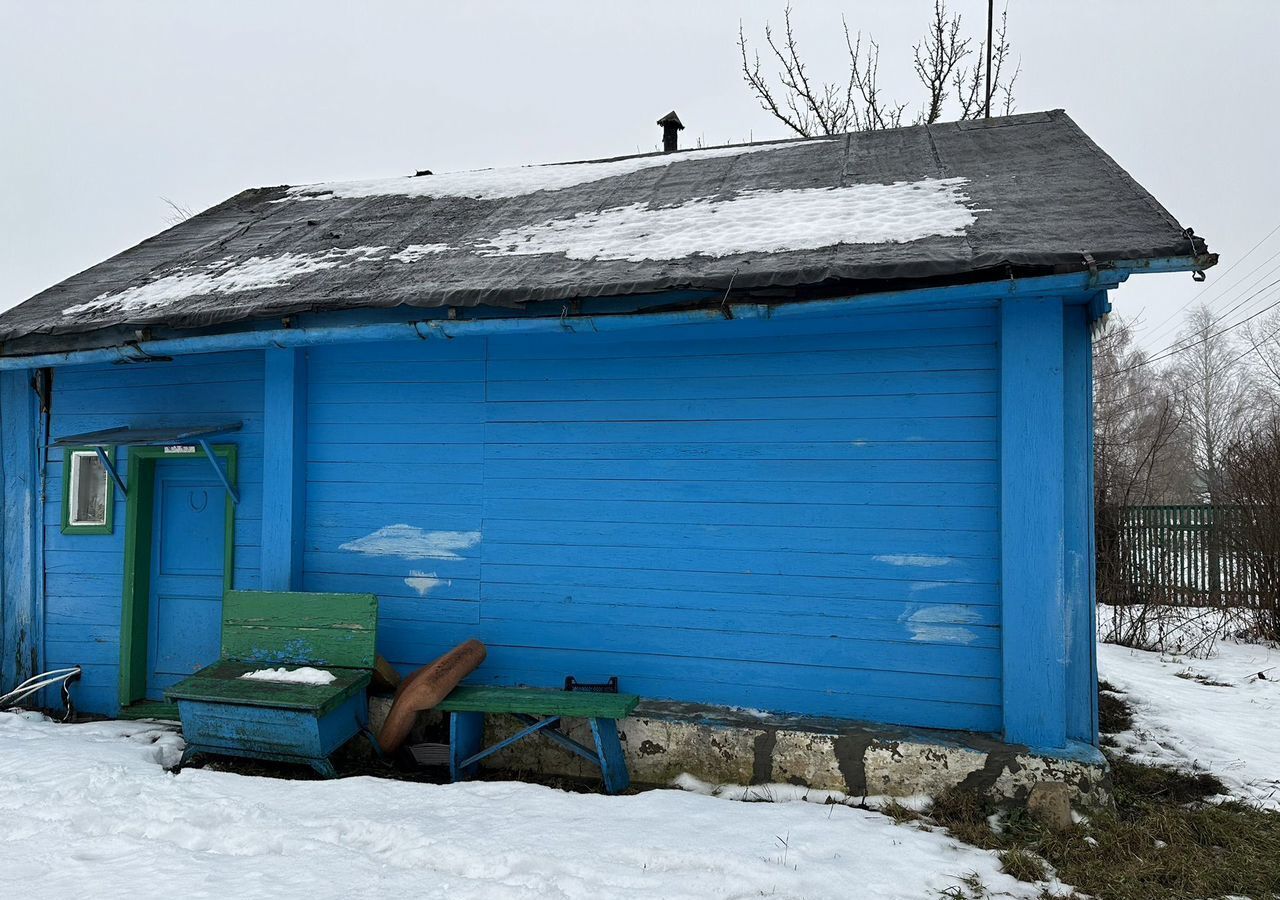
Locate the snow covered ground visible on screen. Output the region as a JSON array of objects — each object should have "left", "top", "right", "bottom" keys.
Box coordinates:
[
  {"left": 1099, "top": 637, "right": 1280, "bottom": 810},
  {"left": 0, "top": 712, "right": 1050, "bottom": 900}
]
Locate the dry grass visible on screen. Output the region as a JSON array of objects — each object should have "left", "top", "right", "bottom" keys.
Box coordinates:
[{"left": 921, "top": 689, "right": 1280, "bottom": 900}]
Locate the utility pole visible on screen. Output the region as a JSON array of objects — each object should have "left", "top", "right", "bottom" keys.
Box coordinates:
[{"left": 984, "top": 0, "right": 994, "bottom": 118}]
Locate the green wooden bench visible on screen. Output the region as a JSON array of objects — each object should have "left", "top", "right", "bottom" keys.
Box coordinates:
[
  {"left": 166, "top": 590, "right": 378, "bottom": 777},
  {"left": 438, "top": 685, "right": 640, "bottom": 794}
]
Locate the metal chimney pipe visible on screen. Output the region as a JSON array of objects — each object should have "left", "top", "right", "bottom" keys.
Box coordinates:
[{"left": 657, "top": 111, "right": 684, "bottom": 152}]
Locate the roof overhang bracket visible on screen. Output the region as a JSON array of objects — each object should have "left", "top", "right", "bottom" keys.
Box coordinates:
[
  {"left": 94, "top": 446, "right": 128, "bottom": 498},
  {"left": 196, "top": 437, "right": 240, "bottom": 505},
  {"left": 52, "top": 422, "right": 242, "bottom": 506}
]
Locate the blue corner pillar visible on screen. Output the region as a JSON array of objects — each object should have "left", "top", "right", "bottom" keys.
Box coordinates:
[
  {"left": 261, "top": 348, "right": 307, "bottom": 591},
  {"left": 1, "top": 369, "right": 41, "bottom": 690},
  {"left": 1000, "top": 296, "right": 1069, "bottom": 751}
]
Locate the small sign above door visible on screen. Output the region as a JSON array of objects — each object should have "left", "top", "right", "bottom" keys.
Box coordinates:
[{"left": 164, "top": 445, "right": 198, "bottom": 454}]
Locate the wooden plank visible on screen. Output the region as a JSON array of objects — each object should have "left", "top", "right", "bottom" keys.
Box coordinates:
[
  {"left": 1, "top": 369, "right": 41, "bottom": 690},
  {"left": 333, "top": 439, "right": 999, "bottom": 463},
  {"left": 482, "top": 394, "right": 998, "bottom": 423},
  {"left": 1000, "top": 296, "right": 1068, "bottom": 750},
  {"left": 484, "top": 344, "right": 998, "bottom": 382},
  {"left": 449, "top": 711, "right": 485, "bottom": 780},
  {"left": 437, "top": 685, "right": 639, "bottom": 719},
  {"left": 178, "top": 700, "right": 325, "bottom": 757},
  {"left": 117, "top": 701, "right": 179, "bottom": 721},
  {"left": 166, "top": 658, "right": 368, "bottom": 715},
  {"left": 476, "top": 564, "right": 997, "bottom": 605},
  {"left": 590, "top": 718, "right": 630, "bottom": 794},
  {"left": 479, "top": 498, "right": 997, "bottom": 531},
  {"left": 471, "top": 519, "right": 999, "bottom": 556},
  {"left": 476, "top": 542, "right": 999, "bottom": 584},
  {"left": 476, "top": 581, "right": 999, "bottom": 620},
  {"left": 480, "top": 418, "right": 998, "bottom": 445},
  {"left": 1063, "top": 303, "right": 1097, "bottom": 745},
  {"left": 486, "top": 308, "right": 997, "bottom": 358},
  {"left": 221, "top": 590, "right": 378, "bottom": 668},
  {"left": 261, "top": 348, "right": 307, "bottom": 591}
]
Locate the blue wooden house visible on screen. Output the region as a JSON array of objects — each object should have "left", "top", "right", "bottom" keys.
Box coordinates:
[{"left": 0, "top": 110, "right": 1212, "bottom": 765}]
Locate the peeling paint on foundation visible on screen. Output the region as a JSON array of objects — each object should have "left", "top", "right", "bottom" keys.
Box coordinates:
[
  {"left": 863, "top": 740, "right": 988, "bottom": 796},
  {"left": 771, "top": 730, "right": 843, "bottom": 790}
]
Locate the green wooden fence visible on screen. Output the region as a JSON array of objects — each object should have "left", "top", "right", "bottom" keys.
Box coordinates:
[{"left": 1109, "top": 505, "right": 1258, "bottom": 606}]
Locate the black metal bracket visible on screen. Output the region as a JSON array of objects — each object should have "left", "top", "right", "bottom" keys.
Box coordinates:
[{"left": 564, "top": 676, "right": 619, "bottom": 694}]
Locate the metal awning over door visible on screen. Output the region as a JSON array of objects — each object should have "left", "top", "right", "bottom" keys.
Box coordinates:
[{"left": 52, "top": 423, "right": 243, "bottom": 504}]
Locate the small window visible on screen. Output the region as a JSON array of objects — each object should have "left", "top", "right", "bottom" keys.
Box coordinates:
[{"left": 62, "top": 448, "right": 114, "bottom": 534}]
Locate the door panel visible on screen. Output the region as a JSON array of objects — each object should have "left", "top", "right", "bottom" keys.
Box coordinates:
[{"left": 145, "top": 460, "right": 226, "bottom": 700}]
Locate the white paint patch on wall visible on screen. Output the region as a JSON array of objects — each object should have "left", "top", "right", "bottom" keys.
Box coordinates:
[
  {"left": 63, "top": 247, "right": 387, "bottom": 318},
  {"left": 340, "top": 525, "right": 481, "bottom": 561},
  {"left": 874, "top": 554, "right": 952, "bottom": 568},
  {"left": 473, "top": 178, "right": 980, "bottom": 262},
  {"left": 286, "top": 141, "right": 836, "bottom": 202},
  {"left": 901, "top": 604, "right": 983, "bottom": 645},
  {"left": 404, "top": 571, "right": 452, "bottom": 597}
]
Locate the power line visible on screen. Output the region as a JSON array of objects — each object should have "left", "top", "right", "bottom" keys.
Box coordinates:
[
  {"left": 1139, "top": 221, "right": 1280, "bottom": 346},
  {"left": 1190, "top": 254, "right": 1280, "bottom": 335},
  {"left": 1099, "top": 325, "right": 1276, "bottom": 415},
  {"left": 1102, "top": 276, "right": 1280, "bottom": 378},
  {"left": 1139, "top": 246, "right": 1280, "bottom": 352},
  {"left": 1119, "top": 247, "right": 1280, "bottom": 371}
]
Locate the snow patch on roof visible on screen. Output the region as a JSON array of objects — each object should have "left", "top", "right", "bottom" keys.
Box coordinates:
[
  {"left": 286, "top": 140, "right": 836, "bottom": 202},
  {"left": 473, "top": 178, "right": 979, "bottom": 262},
  {"left": 389, "top": 243, "right": 451, "bottom": 262},
  {"left": 62, "top": 247, "right": 387, "bottom": 318}
]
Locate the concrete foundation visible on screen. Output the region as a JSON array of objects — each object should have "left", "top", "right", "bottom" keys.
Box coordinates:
[{"left": 369, "top": 697, "right": 1108, "bottom": 804}]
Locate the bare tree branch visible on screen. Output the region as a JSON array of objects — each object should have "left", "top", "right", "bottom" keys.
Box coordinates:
[
  {"left": 160, "top": 196, "right": 194, "bottom": 227},
  {"left": 739, "top": 22, "right": 813, "bottom": 137},
  {"left": 739, "top": 1, "right": 1018, "bottom": 136},
  {"left": 912, "top": 0, "right": 969, "bottom": 125}
]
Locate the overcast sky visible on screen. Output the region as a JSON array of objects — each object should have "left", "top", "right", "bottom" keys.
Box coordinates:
[{"left": 2, "top": 1, "right": 1276, "bottom": 353}]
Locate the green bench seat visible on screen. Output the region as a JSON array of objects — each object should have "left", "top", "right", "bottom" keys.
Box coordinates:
[
  {"left": 166, "top": 659, "right": 370, "bottom": 715},
  {"left": 438, "top": 684, "right": 640, "bottom": 794},
  {"left": 166, "top": 590, "right": 378, "bottom": 777}
]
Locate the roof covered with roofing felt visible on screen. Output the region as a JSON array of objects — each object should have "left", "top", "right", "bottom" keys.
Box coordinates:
[{"left": 0, "top": 109, "right": 1212, "bottom": 354}]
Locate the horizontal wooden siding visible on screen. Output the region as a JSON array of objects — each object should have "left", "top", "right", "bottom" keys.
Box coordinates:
[
  {"left": 305, "top": 305, "right": 1000, "bottom": 731},
  {"left": 41, "top": 352, "right": 264, "bottom": 713}
]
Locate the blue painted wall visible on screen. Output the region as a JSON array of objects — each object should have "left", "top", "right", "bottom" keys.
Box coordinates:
[
  {"left": 302, "top": 303, "right": 1001, "bottom": 731},
  {"left": 39, "top": 351, "right": 264, "bottom": 714},
  {"left": 7, "top": 294, "right": 1101, "bottom": 746}
]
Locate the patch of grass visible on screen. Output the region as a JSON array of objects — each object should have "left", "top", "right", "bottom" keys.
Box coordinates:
[
  {"left": 936, "top": 871, "right": 989, "bottom": 899},
  {"left": 997, "top": 848, "right": 1047, "bottom": 883},
  {"left": 1108, "top": 753, "right": 1226, "bottom": 808},
  {"left": 915, "top": 688, "right": 1280, "bottom": 899},
  {"left": 928, "top": 786, "right": 998, "bottom": 846},
  {"left": 1097, "top": 679, "right": 1134, "bottom": 733},
  {"left": 1174, "top": 670, "right": 1235, "bottom": 688},
  {"left": 876, "top": 798, "right": 921, "bottom": 824}
]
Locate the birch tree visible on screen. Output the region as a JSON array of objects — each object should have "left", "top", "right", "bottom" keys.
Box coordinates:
[{"left": 1169, "top": 305, "right": 1256, "bottom": 504}]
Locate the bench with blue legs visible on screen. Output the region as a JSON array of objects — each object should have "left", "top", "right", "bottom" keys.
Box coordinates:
[
  {"left": 436, "top": 685, "right": 640, "bottom": 794},
  {"left": 166, "top": 590, "right": 378, "bottom": 778}
]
